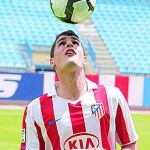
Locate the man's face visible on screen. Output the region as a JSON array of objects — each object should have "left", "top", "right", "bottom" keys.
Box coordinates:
[{"left": 50, "top": 35, "right": 86, "bottom": 72}]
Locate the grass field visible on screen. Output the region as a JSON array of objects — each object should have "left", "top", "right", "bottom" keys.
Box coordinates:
[{"left": 0, "top": 109, "right": 150, "bottom": 150}]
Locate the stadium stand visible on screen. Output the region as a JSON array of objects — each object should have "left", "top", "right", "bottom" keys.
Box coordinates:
[
  {"left": 77, "top": 20, "right": 119, "bottom": 74},
  {"left": 0, "top": 0, "right": 77, "bottom": 44},
  {"left": 0, "top": 0, "right": 96, "bottom": 73},
  {"left": 92, "top": 0, "right": 150, "bottom": 74},
  {"left": 0, "top": 44, "right": 26, "bottom": 70},
  {"left": 0, "top": 0, "right": 150, "bottom": 75}
]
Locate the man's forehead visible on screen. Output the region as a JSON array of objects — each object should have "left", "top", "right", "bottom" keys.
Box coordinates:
[{"left": 56, "top": 35, "right": 79, "bottom": 43}]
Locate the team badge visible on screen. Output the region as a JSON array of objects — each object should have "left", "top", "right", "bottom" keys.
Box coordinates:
[{"left": 91, "top": 103, "right": 105, "bottom": 119}]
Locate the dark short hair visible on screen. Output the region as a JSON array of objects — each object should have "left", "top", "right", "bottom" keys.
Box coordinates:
[{"left": 50, "top": 30, "right": 83, "bottom": 58}]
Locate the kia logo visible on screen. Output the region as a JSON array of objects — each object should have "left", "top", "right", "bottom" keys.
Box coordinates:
[{"left": 64, "top": 132, "right": 99, "bottom": 149}]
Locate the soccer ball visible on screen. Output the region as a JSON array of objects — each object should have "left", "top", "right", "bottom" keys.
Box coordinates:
[{"left": 50, "top": 0, "right": 96, "bottom": 24}]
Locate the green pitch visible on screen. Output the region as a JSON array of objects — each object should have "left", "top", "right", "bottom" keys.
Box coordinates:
[
  {"left": 0, "top": 109, "right": 150, "bottom": 150},
  {"left": 0, "top": 109, "right": 24, "bottom": 150},
  {"left": 117, "top": 113, "right": 150, "bottom": 149}
]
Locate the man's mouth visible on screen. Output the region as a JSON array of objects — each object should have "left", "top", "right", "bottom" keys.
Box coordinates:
[{"left": 65, "top": 49, "right": 76, "bottom": 56}]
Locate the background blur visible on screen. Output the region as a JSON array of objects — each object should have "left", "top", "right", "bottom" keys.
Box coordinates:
[{"left": 0, "top": 0, "right": 150, "bottom": 149}]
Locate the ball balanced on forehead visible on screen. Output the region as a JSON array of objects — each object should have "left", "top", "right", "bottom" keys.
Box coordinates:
[{"left": 50, "top": 0, "right": 96, "bottom": 24}]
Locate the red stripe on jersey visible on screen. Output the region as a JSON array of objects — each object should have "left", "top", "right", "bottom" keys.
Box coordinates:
[
  {"left": 115, "top": 76, "right": 129, "bottom": 102},
  {"left": 40, "top": 94, "right": 61, "bottom": 150},
  {"left": 115, "top": 104, "right": 130, "bottom": 145},
  {"left": 93, "top": 85, "right": 111, "bottom": 150},
  {"left": 68, "top": 101, "right": 86, "bottom": 133},
  {"left": 22, "top": 107, "right": 27, "bottom": 128},
  {"left": 34, "top": 121, "right": 45, "bottom": 150},
  {"left": 55, "top": 73, "right": 59, "bottom": 81},
  {"left": 20, "top": 107, "right": 27, "bottom": 150}
]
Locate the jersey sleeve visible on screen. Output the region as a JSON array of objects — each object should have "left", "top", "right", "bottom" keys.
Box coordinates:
[
  {"left": 115, "top": 88, "right": 138, "bottom": 146},
  {"left": 20, "top": 105, "right": 40, "bottom": 150}
]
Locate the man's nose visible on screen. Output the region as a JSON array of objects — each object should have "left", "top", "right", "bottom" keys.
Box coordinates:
[{"left": 67, "top": 41, "right": 73, "bottom": 47}]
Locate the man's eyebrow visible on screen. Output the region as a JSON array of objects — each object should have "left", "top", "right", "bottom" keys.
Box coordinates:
[
  {"left": 57, "top": 37, "right": 66, "bottom": 44},
  {"left": 57, "top": 36, "right": 79, "bottom": 44},
  {"left": 71, "top": 36, "right": 80, "bottom": 41}
]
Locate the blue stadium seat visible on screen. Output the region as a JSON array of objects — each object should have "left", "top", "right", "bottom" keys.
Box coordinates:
[
  {"left": 0, "top": 0, "right": 150, "bottom": 74},
  {"left": 0, "top": 0, "right": 80, "bottom": 46},
  {"left": 92, "top": 1, "right": 150, "bottom": 74},
  {"left": 0, "top": 44, "right": 27, "bottom": 69}
]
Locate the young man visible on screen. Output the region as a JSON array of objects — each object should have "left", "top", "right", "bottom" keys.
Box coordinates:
[{"left": 20, "top": 30, "right": 138, "bottom": 150}]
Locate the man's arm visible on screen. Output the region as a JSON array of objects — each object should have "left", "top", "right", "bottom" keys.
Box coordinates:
[
  {"left": 20, "top": 105, "right": 41, "bottom": 150},
  {"left": 115, "top": 88, "right": 138, "bottom": 148},
  {"left": 122, "top": 142, "right": 138, "bottom": 150}
]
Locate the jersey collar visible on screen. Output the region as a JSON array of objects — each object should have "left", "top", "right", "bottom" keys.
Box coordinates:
[{"left": 47, "top": 78, "right": 98, "bottom": 97}]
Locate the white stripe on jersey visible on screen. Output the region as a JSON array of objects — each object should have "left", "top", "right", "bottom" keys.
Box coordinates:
[
  {"left": 26, "top": 98, "right": 52, "bottom": 150},
  {"left": 105, "top": 86, "right": 138, "bottom": 148},
  {"left": 52, "top": 96, "right": 73, "bottom": 150},
  {"left": 115, "top": 88, "right": 138, "bottom": 145},
  {"left": 81, "top": 90, "right": 103, "bottom": 149},
  {"left": 26, "top": 99, "right": 40, "bottom": 150},
  {"left": 105, "top": 87, "right": 119, "bottom": 150}
]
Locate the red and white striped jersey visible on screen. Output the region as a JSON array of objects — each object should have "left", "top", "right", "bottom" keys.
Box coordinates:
[{"left": 20, "top": 79, "right": 138, "bottom": 150}]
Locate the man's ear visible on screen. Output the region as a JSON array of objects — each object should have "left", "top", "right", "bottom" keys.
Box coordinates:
[{"left": 50, "top": 58, "right": 55, "bottom": 68}]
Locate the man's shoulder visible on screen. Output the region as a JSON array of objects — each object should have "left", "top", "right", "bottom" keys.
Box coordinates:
[
  {"left": 102, "top": 85, "right": 126, "bottom": 105},
  {"left": 100, "top": 85, "right": 121, "bottom": 99},
  {"left": 27, "top": 93, "right": 51, "bottom": 108}
]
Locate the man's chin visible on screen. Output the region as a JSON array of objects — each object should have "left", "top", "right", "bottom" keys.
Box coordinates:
[{"left": 62, "top": 61, "right": 82, "bottom": 72}]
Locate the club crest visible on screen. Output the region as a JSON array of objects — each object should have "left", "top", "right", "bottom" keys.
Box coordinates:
[{"left": 91, "top": 103, "right": 105, "bottom": 119}]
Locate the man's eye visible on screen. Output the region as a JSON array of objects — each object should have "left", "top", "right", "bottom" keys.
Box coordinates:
[
  {"left": 59, "top": 41, "right": 65, "bottom": 46},
  {"left": 73, "top": 41, "right": 79, "bottom": 45}
]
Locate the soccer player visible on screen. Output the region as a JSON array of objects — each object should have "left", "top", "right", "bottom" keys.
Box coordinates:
[{"left": 20, "top": 30, "right": 138, "bottom": 150}]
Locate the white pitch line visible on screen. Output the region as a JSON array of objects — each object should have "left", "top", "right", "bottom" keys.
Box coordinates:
[
  {"left": 0, "top": 105, "right": 25, "bottom": 110},
  {"left": 131, "top": 110, "right": 150, "bottom": 115}
]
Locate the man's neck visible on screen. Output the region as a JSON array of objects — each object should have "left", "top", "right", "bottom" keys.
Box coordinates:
[{"left": 56, "top": 70, "right": 87, "bottom": 100}]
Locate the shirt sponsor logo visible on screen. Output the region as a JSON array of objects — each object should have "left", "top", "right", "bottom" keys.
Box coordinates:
[
  {"left": 64, "top": 132, "right": 99, "bottom": 149},
  {"left": 91, "top": 103, "right": 105, "bottom": 119}
]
